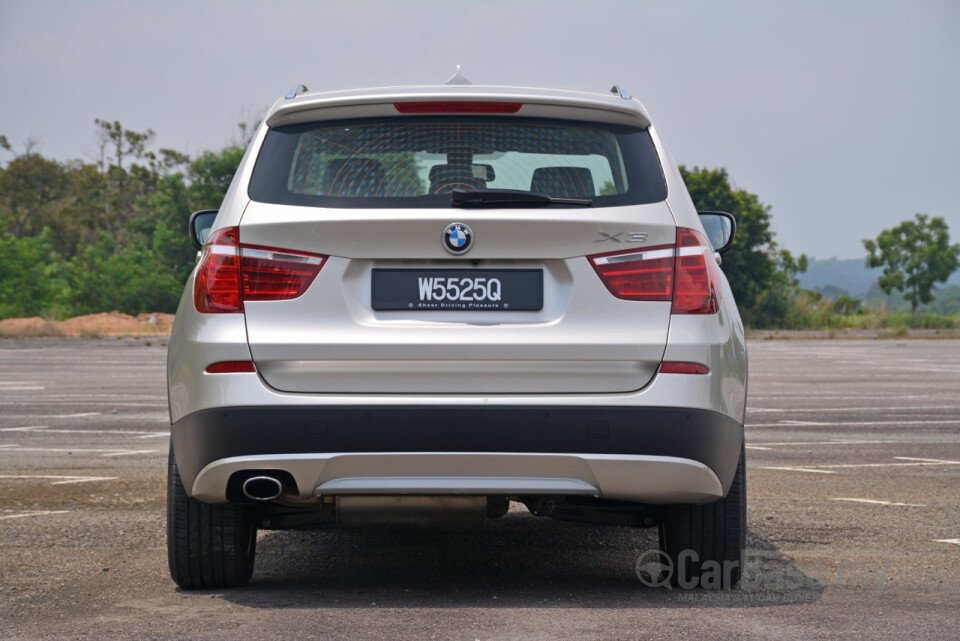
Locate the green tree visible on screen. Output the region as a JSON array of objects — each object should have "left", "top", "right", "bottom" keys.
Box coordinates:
[
  {"left": 0, "top": 152, "right": 68, "bottom": 238},
  {"left": 51, "top": 161, "right": 108, "bottom": 256},
  {"left": 927, "top": 285, "right": 960, "bottom": 315},
  {"left": 187, "top": 146, "right": 245, "bottom": 208},
  {"left": 832, "top": 295, "right": 862, "bottom": 315},
  {"left": 134, "top": 173, "right": 197, "bottom": 292},
  {"left": 93, "top": 119, "right": 162, "bottom": 234},
  {"left": 63, "top": 232, "right": 182, "bottom": 315},
  {"left": 863, "top": 214, "right": 960, "bottom": 319},
  {"left": 0, "top": 220, "right": 65, "bottom": 318},
  {"left": 0, "top": 124, "right": 245, "bottom": 318},
  {"left": 679, "top": 166, "right": 807, "bottom": 327}
]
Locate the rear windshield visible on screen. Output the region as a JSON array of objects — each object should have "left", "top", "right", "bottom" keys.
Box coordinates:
[{"left": 248, "top": 117, "right": 666, "bottom": 208}]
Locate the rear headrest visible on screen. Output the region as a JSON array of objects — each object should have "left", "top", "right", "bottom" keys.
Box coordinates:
[
  {"left": 322, "top": 158, "right": 387, "bottom": 197},
  {"left": 428, "top": 164, "right": 495, "bottom": 194},
  {"left": 530, "top": 167, "right": 595, "bottom": 198}
]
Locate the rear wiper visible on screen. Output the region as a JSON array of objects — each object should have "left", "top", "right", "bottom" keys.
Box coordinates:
[{"left": 450, "top": 188, "right": 592, "bottom": 207}]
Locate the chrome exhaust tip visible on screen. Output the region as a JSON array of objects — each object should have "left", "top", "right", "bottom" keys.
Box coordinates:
[{"left": 242, "top": 476, "right": 283, "bottom": 501}]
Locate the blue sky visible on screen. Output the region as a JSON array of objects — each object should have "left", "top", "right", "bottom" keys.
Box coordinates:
[{"left": 1, "top": 0, "right": 957, "bottom": 258}]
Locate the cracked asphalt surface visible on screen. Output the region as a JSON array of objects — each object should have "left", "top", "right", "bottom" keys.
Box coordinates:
[{"left": 1, "top": 338, "right": 958, "bottom": 640}]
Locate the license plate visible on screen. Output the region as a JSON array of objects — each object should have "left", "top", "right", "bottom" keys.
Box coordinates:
[{"left": 372, "top": 269, "right": 543, "bottom": 311}]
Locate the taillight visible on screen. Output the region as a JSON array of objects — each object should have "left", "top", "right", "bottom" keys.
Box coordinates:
[
  {"left": 194, "top": 227, "right": 327, "bottom": 313},
  {"left": 194, "top": 227, "right": 242, "bottom": 313},
  {"left": 588, "top": 245, "right": 675, "bottom": 301},
  {"left": 588, "top": 227, "right": 720, "bottom": 313},
  {"left": 240, "top": 245, "right": 326, "bottom": 301},
  {"left": 393, "top": 101, "right": 522, "bottom": 114},
  {"left": 672, "top": 228, "right": 719, "bottom": 314}
]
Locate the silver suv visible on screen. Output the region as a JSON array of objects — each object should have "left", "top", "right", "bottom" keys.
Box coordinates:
[{"left": 166, "top": 80, "right": 747, "bottom": 589}]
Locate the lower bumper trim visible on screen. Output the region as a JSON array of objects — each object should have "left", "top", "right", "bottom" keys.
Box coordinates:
[
  {"left": 171, "top": 405, "right": 743, "bottom": 503},
  {"left": 318, "top": 475, "right": 599, "bottom": 495},
  {"left": 190, "top": 452, "right": 723, "bottom": 504}
]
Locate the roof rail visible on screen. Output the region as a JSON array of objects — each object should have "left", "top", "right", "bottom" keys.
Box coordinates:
[
  {"left": 285, "top": 84, "right": 309, "bottom": 100},
  {"left": 609, "top": 84, "right": 631, "bottom": 100}
]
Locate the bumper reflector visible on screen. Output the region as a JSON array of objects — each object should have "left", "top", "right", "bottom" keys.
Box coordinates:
[
  {"left": 205, "top": 361, "right": 257, "bottom": 374},
  {"left": 659, "top": 361, "right": 710, "bottom": 375}
]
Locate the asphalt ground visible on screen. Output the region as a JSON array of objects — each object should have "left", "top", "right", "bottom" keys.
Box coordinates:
[{"left": 1, "top": 338, "right": 958, "bottom": 640}]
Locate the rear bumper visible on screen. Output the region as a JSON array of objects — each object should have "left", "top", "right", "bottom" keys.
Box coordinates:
[{"left": 171, "top": 405, "right": 743, "bottom": 504}]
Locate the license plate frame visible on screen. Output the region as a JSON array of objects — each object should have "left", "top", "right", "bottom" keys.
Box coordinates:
[{"left": 371, "top": 269, "right": 544, "bottom": 311}]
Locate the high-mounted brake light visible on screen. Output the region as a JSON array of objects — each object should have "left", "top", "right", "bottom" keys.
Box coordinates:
[
  {"left": 194, "top": 227, "right": 327, "bottom": 314},
  {"left": 393, "top": 101, "right": 523, "bottom": 114},
  {"left": 588, "top": 227, "right": 720, "bottom": 313}
]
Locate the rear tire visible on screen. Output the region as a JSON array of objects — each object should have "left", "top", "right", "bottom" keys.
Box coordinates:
[
  {"left": 167, "top": 447, "right": 257, "bottom": 589},
  {"left": 659, "top": 445, "right": 746, "bottom": 589}
]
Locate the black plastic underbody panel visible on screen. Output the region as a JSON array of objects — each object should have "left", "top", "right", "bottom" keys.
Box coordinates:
[{"left": 170, "top": 406, "right": 744, "bottom": 500}]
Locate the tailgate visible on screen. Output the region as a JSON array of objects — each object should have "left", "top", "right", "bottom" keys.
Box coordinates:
[{"left": 240, "top": 201, "right": 675, "bottom": 394}]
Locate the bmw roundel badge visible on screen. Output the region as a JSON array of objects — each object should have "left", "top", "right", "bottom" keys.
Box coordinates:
[{"left": 443, "top": 222, "right": 473, "bottom": 255}]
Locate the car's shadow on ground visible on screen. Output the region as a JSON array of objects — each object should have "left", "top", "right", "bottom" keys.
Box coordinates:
[{"left": 215, "top": 511, "right": 822, "bottom": 609}]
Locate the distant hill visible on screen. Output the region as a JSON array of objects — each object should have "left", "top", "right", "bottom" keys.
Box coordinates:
[
  {"left": 798, "top": 257, "right": 960, "bottom": 297},
  {"left": 798, "top": 258, "right": 880, "bottom": 296}
]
